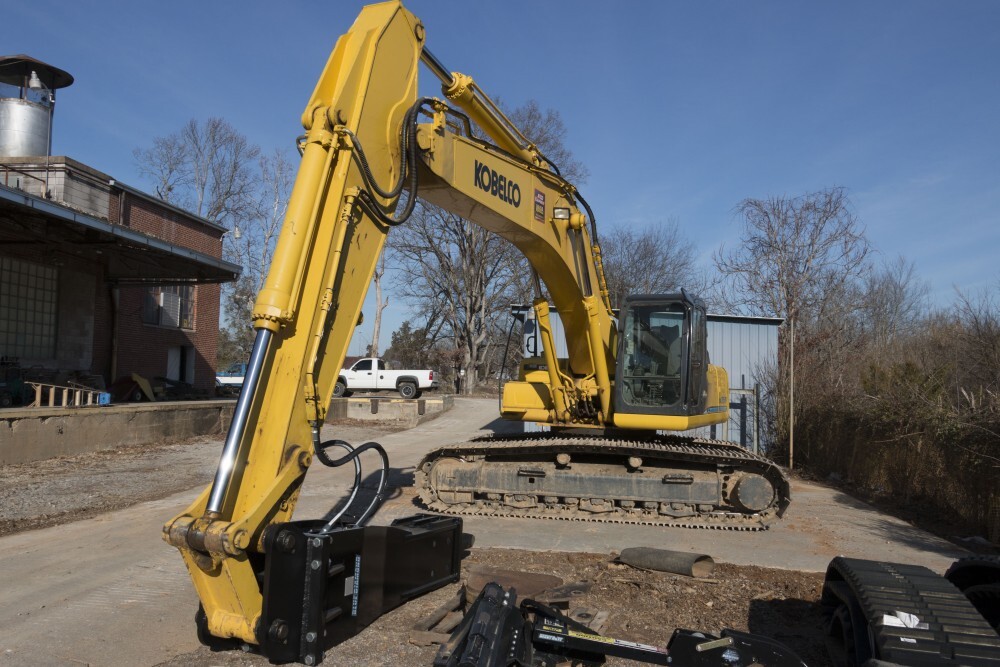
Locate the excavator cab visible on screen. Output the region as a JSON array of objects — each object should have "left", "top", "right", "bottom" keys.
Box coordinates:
[{"left": 613, "top": 293, "right": 714, "bottom": 426}]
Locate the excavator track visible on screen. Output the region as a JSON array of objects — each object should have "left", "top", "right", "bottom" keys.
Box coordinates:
[
  {"left": 822, "top": 557, "right": 1000, "bottom": 665},
  {"left": 415, "top": 433, "right": 790, "bottom": 530}
]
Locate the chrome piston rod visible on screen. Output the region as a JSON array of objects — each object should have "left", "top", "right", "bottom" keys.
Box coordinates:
[
  {"left": 205, "top": 328, "right": 273, "bottom": 515},
  {"left": 420, "top": 47, "right": 454, "bottom": 87}
]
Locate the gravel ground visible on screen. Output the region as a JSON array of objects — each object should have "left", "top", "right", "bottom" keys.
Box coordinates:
[
  {"left": 2, "top": 419, "right": 830, "bottom": 665},
  {"left": 0, "top": 435, "right": 219, "bottom": 536},
  {"left": 0, "top": 420, "right": 401, "bottom": 537}
]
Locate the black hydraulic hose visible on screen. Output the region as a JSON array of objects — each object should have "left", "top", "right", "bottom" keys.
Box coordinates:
[
  {"left": 443, "top": 106, "right": 474, "bottom": 138},
  {"left": 342, "top": 124, "right": 410, "bottom": 200},
  {"left": 313, "top": 437, "right": 362, "bottom": 527},
  {"left": 574, "top": 190, "right": 599, "bottom": 245},
  {"left": 344, "top": 97, "right": 428, "bottom": 200},
  {"left": 535, "top": 149, "right": 561, "bottom": 177},
  {"left": 315, "top": 440, "right": 390, "bottom": 528},
  {"left": 351, "top": 98, "right": 437, "bottom": 227}
]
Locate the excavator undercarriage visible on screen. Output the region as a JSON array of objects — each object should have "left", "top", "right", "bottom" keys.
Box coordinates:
[{"left": 417, "top": 433, "right": 790, "bottom": 530}]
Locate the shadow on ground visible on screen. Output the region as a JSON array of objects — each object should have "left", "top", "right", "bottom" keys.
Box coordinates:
[{"left": 749, "top": 598, "right": 833, "bottom": 667}]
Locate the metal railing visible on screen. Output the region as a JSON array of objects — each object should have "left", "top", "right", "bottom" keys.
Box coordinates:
[
  {"left": 0, "top": 164, "right": 46, "bottom": 190},
  {"left": 706, "top": 385, "right": 761, "bottom": 453}
]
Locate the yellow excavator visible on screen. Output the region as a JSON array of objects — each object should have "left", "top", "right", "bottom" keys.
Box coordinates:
[{"left": 163, "top": 2, "right": 789, "bottom": 662}]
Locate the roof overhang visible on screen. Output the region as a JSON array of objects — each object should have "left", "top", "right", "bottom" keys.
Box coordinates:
[{"left": 0, "top": 184, "right": 241, "bottom": 284}]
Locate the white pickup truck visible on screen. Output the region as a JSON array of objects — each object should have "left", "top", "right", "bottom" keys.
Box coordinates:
[{"left": 333, "top": 357, "right": 438, "bottom": 399}]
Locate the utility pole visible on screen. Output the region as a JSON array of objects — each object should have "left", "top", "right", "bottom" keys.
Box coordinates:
[{"left": 789, "top": 317, "right": 795, "bottom": 471}]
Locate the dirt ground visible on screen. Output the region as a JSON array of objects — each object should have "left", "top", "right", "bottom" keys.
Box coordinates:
[
  {"left": 1, "top": 420, "right": 832, "bottom": 665},
  {"left": 153, "top": 550, "right": 829, "bottom": 667}
]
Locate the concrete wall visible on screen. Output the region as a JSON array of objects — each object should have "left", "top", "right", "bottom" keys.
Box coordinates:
[
  {"left": 61, "top": 167, "right": 111, "bottom": 219},
  {"left": 0, "top": 400, "right": 235, "bottom": 464},
  {"left": 327, "top": 395, "right": 453, "bottom": 428}
]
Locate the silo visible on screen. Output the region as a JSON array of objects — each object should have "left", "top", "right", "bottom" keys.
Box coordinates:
[{"left": 0, "top": 55, "right": 73, "bottom": 158}]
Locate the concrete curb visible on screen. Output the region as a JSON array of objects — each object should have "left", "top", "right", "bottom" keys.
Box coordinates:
[{"left": 327, "top": 394, "right": 454, "bottom": 429}]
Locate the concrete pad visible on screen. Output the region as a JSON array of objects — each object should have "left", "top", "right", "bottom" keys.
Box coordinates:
[{"left": 302, "top": 398, "right": 968, "bottom": 573}]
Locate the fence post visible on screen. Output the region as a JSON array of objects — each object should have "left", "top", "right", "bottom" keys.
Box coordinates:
[
  {"left": 753, "top": 383, "right": 760, "bottom": 455},
  {"left": 739, "top": 394, "right": 747, "bottom": 449}
]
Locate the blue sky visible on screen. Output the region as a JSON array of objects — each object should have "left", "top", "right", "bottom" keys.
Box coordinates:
[{"left": 7, "top": 1, "right": 999, "bottom": 354}]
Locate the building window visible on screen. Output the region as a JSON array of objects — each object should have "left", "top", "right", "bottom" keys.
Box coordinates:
[
  {"left": 0, "top": 257, "right": 58, "bottom": 358},
  {"left": 143, "top": 285, "right": 195, "bottom": 330}
]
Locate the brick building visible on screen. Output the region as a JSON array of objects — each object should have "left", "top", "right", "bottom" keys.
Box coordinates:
[{"left": 0, "top": 55, "right": 239, "bottom": 397}]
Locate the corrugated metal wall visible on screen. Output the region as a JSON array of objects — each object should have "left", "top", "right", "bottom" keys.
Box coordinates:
[
  {"left": 695, "top": 316, "right": 781, "bottom": 450},
  {"left": 707, "top": 319, "right": 778, "bottom": 391},
  {"left": 512, "top": 307, "right": 782, "bottom": 450}
]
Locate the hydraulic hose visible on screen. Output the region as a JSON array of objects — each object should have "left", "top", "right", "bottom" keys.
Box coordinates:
[
  {"left": 350, "top": 98, "right": 437, "bottom": 227},
  {"left": 312, "top": 432, "right": 362, "bottom": 528},
  {"left": 314, "top": 440, "right": 390, "bottom": 529}
]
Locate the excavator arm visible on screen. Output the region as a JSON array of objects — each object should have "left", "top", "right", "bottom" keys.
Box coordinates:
[{"left": 164, "top": 1, "right": 433, "bottom": 655}]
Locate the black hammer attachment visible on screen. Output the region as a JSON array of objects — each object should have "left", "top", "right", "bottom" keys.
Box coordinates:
[{"left": 257, "top": 514, "right": 463, "bottom": 665}]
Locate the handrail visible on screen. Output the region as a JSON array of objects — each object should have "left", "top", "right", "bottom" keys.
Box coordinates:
[{"left": 0, "top": 164, "right": 46, "bottom": 188}]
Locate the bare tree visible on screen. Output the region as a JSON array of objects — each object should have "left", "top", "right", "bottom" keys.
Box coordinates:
[
  {"left": 134, "top": 117, "right": 260, "bottom": 230},
  {"left": 600, "top": 220, "right": 710, "bottom": 309},
  {"left": 506, "top": 100, "right": 588, "bottom": 185},
  {"left": 389, "top": 205, "right": 522, "bottom": 392},
  {"left": 221, "top": 149, "right": 296, "bottom": 359},
  {"left": 136, "top": 122, "right": 294, "bottom": 364},
  {"left": 714, "top": 187, "right": 870, "bottom": 461},
  {"left": 859, "top": 255, "right": 929, "bottom": 352},
  {"left": 133, "top": 134, "right": 188, "bottom": 201},
  {"left": 714, "top": 187, "right": 870, "bottom": 324},
  {"left": 225, "top": 149, "right": 295, "bottom": 292},
  {"left": 955, "top": 283, "right": 1000, "bottom": 395},
  {"left": 369, "top": 252, "right": 389, "bottom": 358}
]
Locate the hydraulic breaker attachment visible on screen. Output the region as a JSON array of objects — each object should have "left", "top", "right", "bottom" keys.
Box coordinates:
[{"left": 198, "top": 514, "right": 463, "bottom": 666}]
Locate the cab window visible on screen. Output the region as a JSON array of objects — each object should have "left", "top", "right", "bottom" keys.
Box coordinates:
[
  {"left": 619, "top": 302, "right": 685, "bottom": 409},
  {"left": 353, "top": 359, "right": 373, "bottom": 371}
]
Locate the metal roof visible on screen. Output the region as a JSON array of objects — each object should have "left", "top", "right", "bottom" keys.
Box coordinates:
[
  {"left": 0, "top": 55, "right": 74, "bottom": 89},
  {"left": 0, "top": 183, "right": 240, "bottom": 284},
  {"left": 707, "top": 313, "right": 784, "bottom": 326}
]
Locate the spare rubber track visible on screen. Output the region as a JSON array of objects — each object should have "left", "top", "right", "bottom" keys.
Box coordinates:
[
  {"left": 946, "top": 556, "right": 1000, "bottom": 634},
  {"left": 822, "top": 557, "right": 1000, "bottom": 665},
  {"left": 415, "top": 432, "right": 790, "bottom": 531}
]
